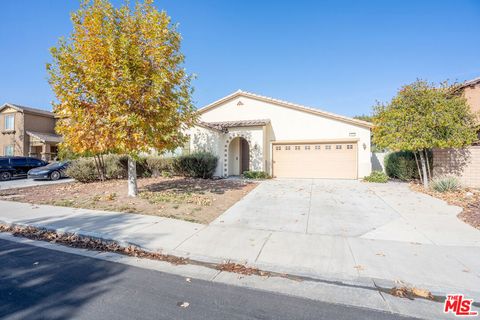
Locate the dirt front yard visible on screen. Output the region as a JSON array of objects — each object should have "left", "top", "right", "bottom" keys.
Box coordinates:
[{"left": 0, "top": 177, "right": 257, "bottom": 224}]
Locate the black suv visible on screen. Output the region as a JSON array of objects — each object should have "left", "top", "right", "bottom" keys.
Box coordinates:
[{"left": 0, "top": 157, "right": 48, "bottom": 181}]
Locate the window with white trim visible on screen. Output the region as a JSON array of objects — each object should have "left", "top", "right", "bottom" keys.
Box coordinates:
[
  {"left": 4, "top": 114, "right": 14, "bottom": 131},
  {"left": 285, "top": 146, "right": 291, "bottom": 150},
  {"left": 4, "top": 145, "right": 14, "bottom": 156},
  {"left": 275, "top": 146, "right": 281, "bottom": 151},
  {"left": 347, "top": 145, "right": 353, "bottom": 150},
  {"left": 325, "top": 145, "right": 331, "bottom": 150},
  {"left": 294, "top": 146, "right": 300, "bottom": 150},
  {"left": 315, "top": 145, "right": 321, "bottom": 150},
  {"left": 304, "top": 145, "right": 310, "bottom": 150},
  {"left": 336, "top": 145, "right": 342, "bottom": 150}
]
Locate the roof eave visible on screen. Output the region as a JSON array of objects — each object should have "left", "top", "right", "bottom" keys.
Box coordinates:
[
  {"left": 0, "top": 103, "right": 55, "bottom": 118},
  {"left": 197, "top": 91, "right": 373, "bottom": 129}
]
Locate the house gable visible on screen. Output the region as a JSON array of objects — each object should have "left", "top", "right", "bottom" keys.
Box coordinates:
[
  {"left": 190, "top": 90, "right": 373, "bottom": 179},
  {"left": 198, "top": 90, "right": 372, "bottom": 129},
  {"left": 0, "top": 103, "right": 55, "bottom": 118}
]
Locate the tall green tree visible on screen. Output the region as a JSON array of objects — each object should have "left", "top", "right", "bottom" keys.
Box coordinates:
[
  {"left": 353, "top": 114, "right": 373, "bottom": 123},
  {"left": 373, "top": 80, "right": 477, "bottom": 188},
  {"left": 48, "top": 0, "right": 196, "bottom": 196}
]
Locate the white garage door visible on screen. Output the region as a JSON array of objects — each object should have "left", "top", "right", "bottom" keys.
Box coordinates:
[{"left": 272, "top": 142, "right": 357, "bottom": 179}]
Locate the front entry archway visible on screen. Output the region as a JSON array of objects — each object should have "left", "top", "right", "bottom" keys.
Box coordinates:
[{"left": 228, "top": 137, "right": 250, "bottom": 176}]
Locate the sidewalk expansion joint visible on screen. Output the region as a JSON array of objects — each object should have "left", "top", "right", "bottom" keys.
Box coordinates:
[
  {"left": 254, "top": 232, "right": 272, "bottom": 262},
  {"left": 172, "top": 225, "right": 208, "bottom": 251},
  {"left": 304, "top": 179, "right": 314, "bottom": 234}
]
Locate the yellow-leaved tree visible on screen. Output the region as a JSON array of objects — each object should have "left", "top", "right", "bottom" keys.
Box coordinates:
[{"left": 47, "top": 0, "right": 196, "bottom": 196}]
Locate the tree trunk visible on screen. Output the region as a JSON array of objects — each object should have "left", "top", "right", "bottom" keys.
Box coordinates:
[
  {"left": 419, "top": 150, "right": 429, "bottom": 189},
  {"left": 424, "top": 149, "right": 432, "bottom": 180},
  {"left": 127, "top": 156, "right": 138, "bottom": 197},
  {"left": 94, "top": 155, "right": 105, "bottom": 181},
  {"left": 99, "top": 154, "right": 106, "bottom": 179},
  {"left": 413, "top": 152, "right": 423, "bottom": 184}
]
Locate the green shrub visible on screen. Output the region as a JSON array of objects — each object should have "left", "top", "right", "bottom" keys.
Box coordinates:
[
  {"left": 107, "top": 155, "right": 151, "bottom": 178},
  {"left": 145, "top": 156, "right": 174, "bottom": 177},
  {"left": 431, "top": 175, "right": 461, "bottom": 193},
  {"left": 68, "top": 154, "right": 153, "bottom": 182},
  {"left": 66, "top": 158, "right": 98, "bottom": 182},
  {"left": 242, "top": 171, "right": 271, "bottom": 179},
  {"left": 104, "top": 154, "right": 127, "bottom": 179},
  {"left": 69, "top": 153, "right": 217, "bottom": 182},
  {"left": 173, "top": 152, "right": 218, "bottom": 179},
  {"left": 161, "top": 171, "right": 173, "bottom": 178},
  {"left": 384, "top": 151, "right": 419, "bottom": 181},
  {"left": 363, "top": 170, "right": 388, "bottom": 183}
]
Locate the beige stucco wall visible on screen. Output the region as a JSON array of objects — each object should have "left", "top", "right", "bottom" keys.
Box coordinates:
[
  {"left": 0, "top": 107, "right": 57, "bottom": 157},
  {"left": 199, "top": 95, "right": 371, "bottom": 177},
  {"left": 226, "top": 127, "right": 264, "bottom": 176},
  {"left": 187, "top": 124, "right": 265, "bottom": 177},
  {"left": 433, "top": 147, "right": 480, "bottom": 188},
  {"left": 23, "top": 113, "right": 57, "bottom": 156},
  {"left": 464, "top": 83, "right": 480, "bottom": 115},
  {"left": 0, "top": 108, "right": 24, "bottom": 156},
  {"left": 187, "top": 125, "right": 224, "bottom": 177}
]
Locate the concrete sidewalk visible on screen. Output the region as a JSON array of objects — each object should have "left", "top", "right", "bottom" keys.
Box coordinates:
[{"left": 0, "top": 197, "right": 479, "bottom": 300}]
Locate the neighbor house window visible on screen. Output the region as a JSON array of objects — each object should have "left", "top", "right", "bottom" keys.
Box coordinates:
[
  {"left": 315, "top": 145, "right": 321, "bottom": 150},
  {"left": 4, "top": 114, "right": 14, "bottom": 131},
  {"left": 4, "top": 145, "right": 14, "bottom": 156},
  {"left": 325, "top": 145, "right": 331, "bottom": 150},
  {"left": 347, "top": 145, "right": 353, "bottom": 150},
  {"left": 336, "top": 145, "right": 342, "bottom": 150},
  {"left": 285, "top": 146, "right": 291, "bottom": 150},
  {"left": 295, "top": 146, "right": 300, "bottom": 150},
  {"left": 304, "top": 146, "right": 310, "bottom": 150},
  {"left": 275, "top": 146, "right": 281, "bottom": 151}
]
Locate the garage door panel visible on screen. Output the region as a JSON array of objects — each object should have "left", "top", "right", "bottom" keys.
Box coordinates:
[{"left": 273, "top": 143, "right": 357, "bottom": 179}]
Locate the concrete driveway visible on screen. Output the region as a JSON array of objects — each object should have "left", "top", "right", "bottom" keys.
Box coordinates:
[
  {"left": 212, "top": 179, "right": 479, "bottom": 246},
  {"left": 1, "top": 178, "right": 479, "bottom": 302}
]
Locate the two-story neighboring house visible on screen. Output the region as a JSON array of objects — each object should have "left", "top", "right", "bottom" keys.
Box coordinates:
[
  {"left": 433, "top": 77, "right": 480, "bottom": 187},
  {"left": 0, "top": 103, "right": 62, "bottom": 161}
]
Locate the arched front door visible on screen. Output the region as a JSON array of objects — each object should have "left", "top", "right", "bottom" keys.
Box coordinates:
[{"left": 228, "top": 137, "right": 250, "bottom": 175}]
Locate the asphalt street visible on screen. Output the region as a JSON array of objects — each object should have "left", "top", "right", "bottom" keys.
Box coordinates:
[{"left": 0, "top": 238, "right": 419, "bottom": 320}]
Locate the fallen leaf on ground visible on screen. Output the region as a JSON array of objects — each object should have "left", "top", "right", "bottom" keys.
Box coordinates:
[
  {"left": 177, "top": 302, "right": 190, "bottom": 308},
  {"left": 389, "top": 286, "right": 433, "bottom": 300},
  {"left": 412, "top": 287, "right": 434, "bottom": 299}
]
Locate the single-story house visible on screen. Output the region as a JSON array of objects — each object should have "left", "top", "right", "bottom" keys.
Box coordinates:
[
  {"left": 433, "top": 77, "right": 480, "bottom": 187},
  {"left": 187, "top": 90, "right": 372, "bottom": 179}
]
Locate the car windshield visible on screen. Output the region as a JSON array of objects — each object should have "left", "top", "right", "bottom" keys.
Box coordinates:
[{"left": 44, "top": 161, "right": 68, "bottom": 168}]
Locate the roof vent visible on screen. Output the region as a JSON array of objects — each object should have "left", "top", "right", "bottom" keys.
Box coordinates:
[{"left": 237, "top": 101, "right": 244, "bottom": 106}]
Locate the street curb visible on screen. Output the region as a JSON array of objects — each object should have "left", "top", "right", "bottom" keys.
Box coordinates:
[{"left": 2, "top": 218, "right": 477, "bottom": 303}]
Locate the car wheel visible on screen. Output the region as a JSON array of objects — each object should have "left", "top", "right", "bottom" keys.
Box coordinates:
[
  {"left": 0, "top": 172, "right": 12, "bottom": 181},
  {"left": 50, "top": 171, "right": 61, "bottom": 181}
]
